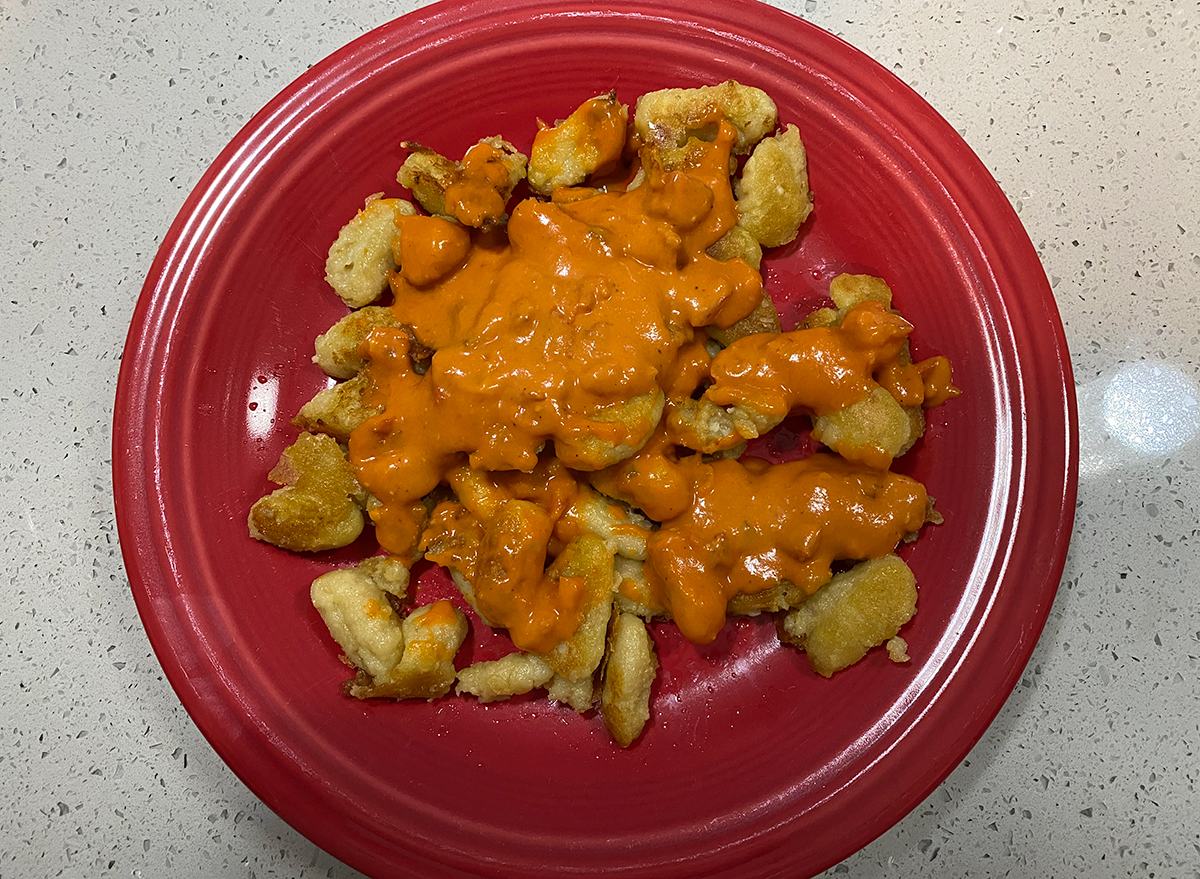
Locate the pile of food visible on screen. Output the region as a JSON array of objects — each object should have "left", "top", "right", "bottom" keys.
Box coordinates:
[{"left": 247, "top": 82, "right": 958, "bottom": 747}]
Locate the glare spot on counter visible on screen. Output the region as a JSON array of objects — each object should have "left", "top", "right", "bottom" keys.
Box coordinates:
[
  {"left": 1078, "top": 359, "right": 1200, "bottom": 478},
  {"left": 1103, "top": 361, "right": 1200, "bottom": 454},
  {"left": 246, "top": 373, "right": 280, "bottom": 439}
]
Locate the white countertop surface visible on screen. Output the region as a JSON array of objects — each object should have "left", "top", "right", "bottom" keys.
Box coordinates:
[{"left": 3, "top": 0, "right": 1198, "bottom": 876}]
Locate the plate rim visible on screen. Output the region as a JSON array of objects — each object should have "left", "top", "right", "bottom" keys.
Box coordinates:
[{"left": 113, "top": 1, "right": 1079, "bottom": 876}]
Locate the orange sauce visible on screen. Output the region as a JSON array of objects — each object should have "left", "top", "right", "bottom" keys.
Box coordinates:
[
  {"left": 589, "top": 425, "right": 693, "bottom": 523},
  {"left": 351, "top": 123, "right": 757, "bottom": 552},
  {"left": 348, "top": 108, "right": 955, "bottom": 655},
  {"left": 917, "top": 355, "right": 959, "bottom": 407},
  {"left": 396, "top": 215, "right": 471, "bottom": 287},
  {"left": 705, "top": 301, "right": 911, "bottom": 416},
  {"left": 362, "top": 598, "right": 391, "bottom": 621},
  {"left": 414, "top": 599, "right": 460, "bottom": 628},
  {"left": 645, "top": 455, "right": 928, "bottom": 643},
  {"left": 706, "top": 302, "right": 961, "bottom": 417},
  {"left": 427, "top": 493, "right": 586, "bottom": 653},
  {"left": 660, "top": 332, "right": 713, "bottom": 401},
  {"left": 403, "top": 600, "right": 461, "bottom": 662},
  {"left": 442, "top": 141, "right": 515, "bottom": 229}
]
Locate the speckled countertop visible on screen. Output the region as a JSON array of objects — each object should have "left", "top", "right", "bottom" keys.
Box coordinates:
[{"left": 2, "top": 0, "right": 1198, "bottom": 876}]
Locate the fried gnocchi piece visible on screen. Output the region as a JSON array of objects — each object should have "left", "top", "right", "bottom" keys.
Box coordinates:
[
  {"left": 587, "top": 426, "right": 693, "bottom": 522},
  {"left": 703, "top": 225, "right": 778, "bottom": 351},
  {"left": 528, "top": 93, "right": 629, "bottom": 195},
  {"left": 349, "top": 600, "right": 469, "bottom": 700},
  {"left": 442, "top": 498, "right": 594, "bottom": 655},
  {"left": 480, "top": 136, "right": 528, "bottom": 195},
  {"left": 706, "top": 223, "right": 763, "bottom": 271},
  {"left": 799, "top": 274, "right": 926, "bottom": 466},
  {"left": 420, "top": 500, "right": 486, "bottom": 584},
  {"left": 292, "top": 370, "right": 381, "bottom": 441},
  {"left": 633, "top": 80, "right": 777, "bottom": 155},
  {"left": 814, "top": 275, "right": 957, "bottom": 410},
  {"left": 452, "top": 136, "right": 527, "bottom": 228},
  {"left": 600, "top": 612, "right": 658, "bottom": 748},
  {"left": 396, "top": 145, "right": 458, "bottom": 217},
  {"left": 310, "top": 557, "right": 411, "bottom": 682},
  {"left": 553, "top": 389, "right": 665, "bottom": 471},
  {"left": 453, "top": 499, "right": 545, "bottom": 629},
  {"left": 443, "top": 465, "right": 508, "bottom": 522},
  {"left": 803, "top": 275, "right": 894, "bottom": 331},
  {"left": 540, "top": 534, "right": 616, "bottom": 683},
  {"left": 802, "top": 306, "right": 840, "bottom": 330},
  {"left": 561, "top": 487, "right": 654, "bottom": 561},
  {"left": 398, "top": 137, "right": 527, "bottom": 229},
  {"left": 803, "top": 275, "right": 895, "bottom": 333},
  {"left": 665, "top": 397, "right": 778, "bottom": 454},
  {"left": 886, "top": 636, "right": 910, "bottom": 663},
  {"left": 335, "top": 553, "right": 411, "bottom": 600},
  {"left": 547, "top": 673, "right": 598, "bottom": 712},
  {"left": 810, "top": 385, "right": 925, "bottom": 470},
  {"left": 830, "top": 272, "right": 894, "bottom": 310},
  {"left": 314, "top": 306, "right": 400, "bottom": 379},
  {"left": 726, "top": 579, "right": 808, "bottom": 616},
  {"left": 325, "top": 196, "right": 415, "bottom": 308},
  {"left": 456, "top": 652, "right": 553, "bottom": 702},
  {"left": 778, "top": 554, "right": 917, "bottom": 677},
  {"left": 248, "top": 432, "right": 366, "bottom": 551},
  {"left": 664, "top": 398, "right": 739, "bottom": 454},
  {"left": 706, "top": 292, "right": 780, "bottom": 348},
  {"left": 734, "top": 124, "right": 813, "bottom": 248},
  {"left": 612, "top": 556, "right": 665, "bottom": 620},
  {"left": 650, "top": 135, "right": 719, "bottom": 176},
  {"left": 426, "top": 459, "right": 592, "bottom": 643}
]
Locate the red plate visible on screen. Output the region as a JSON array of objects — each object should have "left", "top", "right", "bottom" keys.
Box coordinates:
[{"left": 113, "top": 1, "right": 1077, "bottom": 877}]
